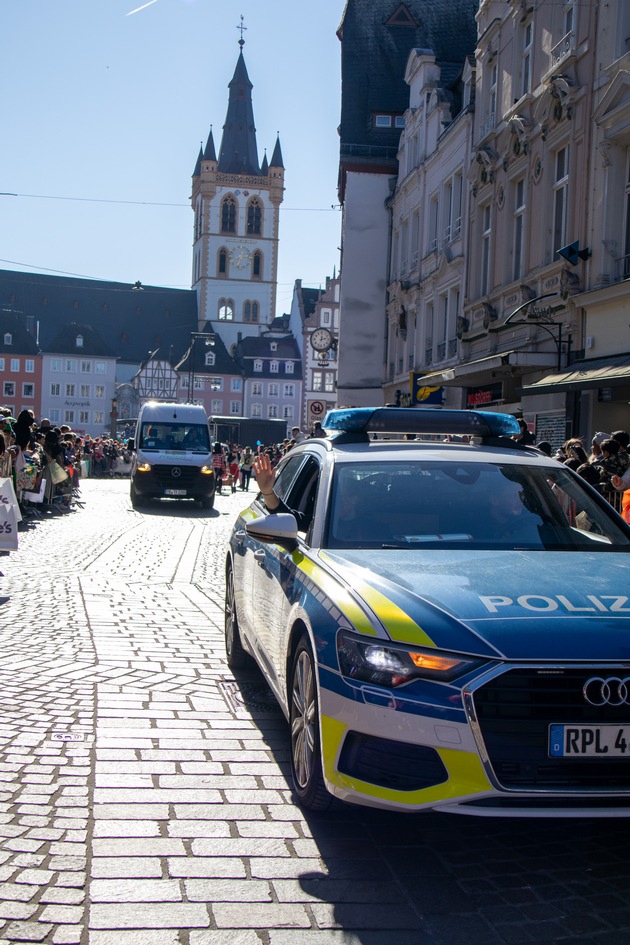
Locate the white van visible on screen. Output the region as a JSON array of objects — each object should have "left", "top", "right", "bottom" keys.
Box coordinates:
[{"left": 128, "top": 402, "right": 216, "bottom": 509}]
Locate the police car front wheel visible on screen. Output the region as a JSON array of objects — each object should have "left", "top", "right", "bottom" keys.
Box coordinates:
[{"left": 289, "top": 636, "right": 332, "bottom": 811}]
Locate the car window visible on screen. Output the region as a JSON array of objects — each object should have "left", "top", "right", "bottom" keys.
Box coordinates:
[
  {"left": 266, "top": 454, "right": 307, "bottom": 502},
  {"left": 325, "top": 461, "right": 630, "bottom": 550},
  {"left": 283, "top": 456, "right": 321, "bottom": 538}
]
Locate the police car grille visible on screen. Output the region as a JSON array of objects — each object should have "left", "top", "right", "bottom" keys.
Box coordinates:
[
  {"left": 473, "top": 668, "right": 630, "bottom": 790},
  {"left": 152, "top": 465, "right": 199, "bottom": 488}
]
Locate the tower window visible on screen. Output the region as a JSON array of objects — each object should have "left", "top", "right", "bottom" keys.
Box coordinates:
[
  {"left": 221, "top": 195, "right": 237, "bottom": 233},
  {"left": 218, "top": 298, "right": 234, "bottom": 321},
  {"left": 247, "top": 197, "right": 262, "bottom": 235},
  {"left": 252, "top": 251, "right": 262, "bottom": 279},
  {"left": 218, "top": 248, "right": 228, "bottom": 275}
]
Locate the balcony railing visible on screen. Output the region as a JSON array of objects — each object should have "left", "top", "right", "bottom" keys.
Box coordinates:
[
  {"left": 550, "top": 31, "right": 575, "bottom": 69},
  {"left": 478, "top": 112, "right": 495, "bottom": 141},
  {"left": 614, "top": 253, "right": 630, "bottom": 282},
  {"left": 437, "top": 342, "right": 446, "bottom": 360},
  {"left": 448, "top": 338, "right": 458, "bottom": 357}
]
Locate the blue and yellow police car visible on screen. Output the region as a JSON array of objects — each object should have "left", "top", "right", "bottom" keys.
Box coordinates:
[{"left": 225, "top": 408, "right": 630, "bottom": 815}]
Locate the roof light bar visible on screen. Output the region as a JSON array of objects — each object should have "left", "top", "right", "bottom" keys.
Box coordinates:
[{"left": 322, "top": 407, "right": 520, "bottom": 438}]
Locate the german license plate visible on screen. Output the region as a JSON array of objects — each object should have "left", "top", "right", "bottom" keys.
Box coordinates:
[
  {"left": 164, "top": 489, "right": 186, "bottom": 496},
  {"left": 549, "top": 724, "right": 630, "bottom": 757}
]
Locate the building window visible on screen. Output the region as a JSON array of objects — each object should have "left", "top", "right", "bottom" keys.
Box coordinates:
[
  {"left": 513, "top": 178, "right": 526, "bottom": 281},
  {"left": 79, "top": 410, "right": 89, "bottom": 424},
  {"left": 75, "top": 335, "right": 84, "bottom": 349},
  {"left": 283, "top": 406, "right": 294, "bottom": 419},
  {"left": 50, "top": 383, "right": 60, "bottom": 396},
  {"left": 22, "top": 383, "right": 34, "bottom": 398},
  {"left": 204, "top": 352, "right": 216, "bottom": 367},
  {"left": 80, "top": 360, "right": 91, "bottom": 373},
  {"left": 253, "top": 359, "right": 263, "bottom": 372},
  {"left": 10, "top": 359, "right": 19, "bottom": 372},
  {"left": 95, "top": 362, "right": 106, "bottom": 374},
  {"left": 64, "top": 410, "right": 75, "bottom": 424},
  {"left": 231, "top": 378, "right": 242, "bottom": 392},
  {"left": 209, "top": 377, "right": 223, "bottom": 391},
  {"left": 375, "top": 114, "right": 392, "bottom": 127},
  {"left": 251, "top": 301, "right": 259, "bottom": 322},
  {"left": 221, "top": 194, "right": 237, "bottom": 233},
  {"left": 247, "top": 197, "right": 262, "bottom": 235},
  {"left": 51, "top": 358, "right": 62, "bottom": 372},
  {"left": 0, "top": 359, "right": 4, "bottom": 371},
  {"left": 230, "top": 401, "right": 241, "bottom": 415},
  {"left": 93, "top": 411, "right": 103, "bottom": 425},
  {"left": 268, "top": 383, "right": 279, "bottom": 397},
  {"left": 80, "top": 384, "right": 90, "bottom": 397},
  {"left": 324, "top": 374, "right": 335, "bottom": 393},
  {"left": 252, "top": 251, "right": 262, "bottom": 279},
  {"left": 312, "top": 371, "right": 322, "bottom": 391},
  {"left": 95, "top": 385, "right": 105, "bottom": 398},
  {"left": 218, "top": 248, "right": 228, "bottom": 275},
  {"left": 66, "top": 359, "right": 77, "bottom": 372},
  {"left": 270, "top": 360, "right": 279, "bottom": 373},
  {"left": 243, "top": 300, "right": 259, "bottom": 323},
  {"left": 218, "top": 298, "right": 234, "bottom": 321},
  {"left": 3, "top": 333, "right": 12, "bottom": 346},
  {"left": 553, "top": 145, "right": 569, "bottom": 256},
  {"left": 251, "top": 382, "right": 263, "bottom": 396},
  {"left": 283, "top": 383, "right": 295, "bottom": 397},
  {"left": 285, "top": 362, "right": 294, "bottom": 374},
  {"left": 428, "top": 194, "right": 439, "bottom": 253},
  {"left": 25, "top": 359, "right": 34, "bottom": 373},
  {"left": 66, "top": 384, "right": 75, "bottom": 397},
  {"left": 210, "top": 399, "right": 221, "bottom": 414},
  {"left": 481, "top": 203, "right": 492, "bottom": 296},
  {"left": 268, "top": 405, "right": 279, "bottom": 418},
  {"left": 251, "top": 404, "right": 262, "bottom": 417}
]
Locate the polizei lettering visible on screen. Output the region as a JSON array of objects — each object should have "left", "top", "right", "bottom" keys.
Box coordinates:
[{"left": 479, "top": 594, "right": 630, "bottom": 614}]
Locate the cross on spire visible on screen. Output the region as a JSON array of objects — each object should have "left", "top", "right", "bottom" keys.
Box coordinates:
[{"left": 237, "top": 14, "right": 247, "bottom": 48}]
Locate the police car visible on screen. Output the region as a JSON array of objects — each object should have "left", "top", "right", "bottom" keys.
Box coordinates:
[{"left": 225, "top": 408, "right": 630, "bottom": 815}]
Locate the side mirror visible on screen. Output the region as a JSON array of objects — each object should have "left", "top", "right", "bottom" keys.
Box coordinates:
[
  {"left": 246, "top": 513, "right": 298, "bottom": 551},
  {"left": 127, "top": 438, "right": 135, "bottom": 451}
]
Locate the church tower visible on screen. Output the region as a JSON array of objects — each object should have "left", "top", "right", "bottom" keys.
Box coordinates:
[{"left": 191, "top": 30, "right": 285, "bottom": 352}]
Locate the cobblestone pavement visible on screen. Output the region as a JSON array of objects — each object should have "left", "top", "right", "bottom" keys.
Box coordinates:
[{"left": 0, "top": 479, "right": 629, "bottom": 945}]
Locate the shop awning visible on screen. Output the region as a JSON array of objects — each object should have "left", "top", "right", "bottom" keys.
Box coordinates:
[
  {"left": 521, "top": 353, "right": 630, "bottom": 395},
  {"left": 418, "top": 350, "right": 558, "bottom": 387}
]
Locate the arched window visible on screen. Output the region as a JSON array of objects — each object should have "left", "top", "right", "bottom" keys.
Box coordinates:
[
  {"left": 221, "top": 195, "right": 237, "bottom": 233},
  {"left": 218, "top": 298, "right": 234, "bottom": 321},
  {"left": 251, "top": 301, "right": 259, "bottom": 323},
  {"left": 247, "top": 197, "right": 263, "bottom": 235},
  {"left": 243, "top": 301, "right": 251, "bottom": 322},
  {"left": 204, "top": 351, "right": 216, "bottom": 367},
  {"left": 218, "top": 248, "right": 228, "bottom": 276},
  {"left": 252, "top": 250, "right": 262, "bottom": 279}
]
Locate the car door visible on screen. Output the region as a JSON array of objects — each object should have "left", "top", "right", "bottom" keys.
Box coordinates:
[
  {"left": 237, "top": 453, "right": 306, "bottom": 662},
  {"left": 251, "top": 454, "right": 322, "bottom": 698}
]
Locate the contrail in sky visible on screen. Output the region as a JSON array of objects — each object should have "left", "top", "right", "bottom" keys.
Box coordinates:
[{"left": 126, "top": 0, "right": 158, "bottom": 15}]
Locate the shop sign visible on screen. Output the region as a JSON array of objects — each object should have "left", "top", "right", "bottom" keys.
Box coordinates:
[{"left": 466, "top": 382, "right": 503, "bottom": 407}]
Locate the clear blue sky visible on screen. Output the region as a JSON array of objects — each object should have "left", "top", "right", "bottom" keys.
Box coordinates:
[{"left": 1, "top": 0, "right": 344, "bottom": 316}]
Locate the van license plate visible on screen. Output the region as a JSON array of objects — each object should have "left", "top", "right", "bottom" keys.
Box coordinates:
[{"left": 165, "top": 489, "right": 187, "bottom": 496}]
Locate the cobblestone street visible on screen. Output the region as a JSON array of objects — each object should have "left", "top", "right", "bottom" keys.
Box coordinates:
[{"left": 0, "top": 479, "right": 629, "bottom": 945}]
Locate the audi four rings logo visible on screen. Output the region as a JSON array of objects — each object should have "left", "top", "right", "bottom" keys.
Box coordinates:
[{"left": 583, "top": 677, "right": 630, "bottom": 706}]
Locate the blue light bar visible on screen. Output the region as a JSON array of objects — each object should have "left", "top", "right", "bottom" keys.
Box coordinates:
[{"left": 322, "top": 407, "right": 520, "bottom": 438}]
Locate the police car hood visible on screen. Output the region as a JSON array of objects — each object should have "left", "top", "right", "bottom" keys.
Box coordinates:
[{"left": 320, "top": 549, "right": 630, "bottom": 661}]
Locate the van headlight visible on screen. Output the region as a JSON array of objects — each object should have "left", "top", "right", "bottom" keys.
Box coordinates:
[
  {"left": 200, "top": 466, "right": 214, "bottom": 476},
  {"left": 337, "top": 630, "right": 483, "bottom": 686},
  {"left": 136, "top": 463, "right": 152, "bottom": 473}
]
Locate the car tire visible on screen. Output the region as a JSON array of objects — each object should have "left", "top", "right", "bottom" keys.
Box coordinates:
[
  {"left": 224, "top": 566, "right": 249, "bottom": 670},
  {"left": 130, "top": 481, "right": 145, "bottom": 508},
  {"left": 289, "top": 636, "right": 332, "bottom": 811},
  {"left": 200, "top": 494, "right": 215, "bottom": 510}
]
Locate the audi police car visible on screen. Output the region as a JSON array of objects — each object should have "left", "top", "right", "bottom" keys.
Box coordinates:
[{"left": 225, "top": 408, "right": 630, "bottom": 815}]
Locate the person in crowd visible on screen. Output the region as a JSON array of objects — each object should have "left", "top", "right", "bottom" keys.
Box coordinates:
[
  {"left": 593, "top": 437, "right": 627, "bottom": 496},
  {"left": 291, "top": 425, "right": 306, "bottom": 444},
  {"left": 514, "top": 418, "right": 536, "bottom": 445},
  {"left": 611, "top": 430, "right": 630, "bottom": 474},
  {"left": 535, "top": 441, "right": 552, "bottom": 456},
  {"left": 212, "top": 442, "right": 227, "bottom": 495},
  {"left": 240, "top": 446, "right": 254, "bottom": 491},
  {"left": 310, "top": 421, "right": 325, "bottom": 438},
  {"left": 590, "top": 432, "right": 610, "bottom": 464},
  {"left": 252, "top": 451, "right": 312, "bottom": 530},
  {"left": 227, "top": 451, "right": 240, "bottom": 494}
]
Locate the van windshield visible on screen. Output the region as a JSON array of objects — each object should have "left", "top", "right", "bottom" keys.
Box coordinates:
[{"left": 139, "top": 422, "right": 210, "bottom": 452}]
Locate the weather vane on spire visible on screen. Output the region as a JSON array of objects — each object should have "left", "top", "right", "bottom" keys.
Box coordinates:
[{"left": 237, "top": 14, "right": 247, "bottom": 48}]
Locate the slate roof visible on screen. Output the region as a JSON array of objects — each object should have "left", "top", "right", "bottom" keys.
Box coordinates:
[
  {"left": 217, "top": 50, "right": 261, "bottom": 176},
  {"left": 0, "top": 310, "right": 40, "bottom": 355},
  {"left": 43, "top": 322, "right": 117, "bottom": 358},
  {"left": 338, "top": 0, "right": 477, "bottom": 164},
  {"left": 174, "top": 328, "right": 242, "bottom": 376},
  {"left": 235, "top": 334, "right": 303, "bottom": 380},
  {"left": 0, "top": 269, "right": 199, "bottom": 365}
]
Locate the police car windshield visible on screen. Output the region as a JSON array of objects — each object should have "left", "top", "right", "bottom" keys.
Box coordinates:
[
  {"left": 139, "top": 422, "right": 210, "bottom": 452},
  {"left": 325, "top": 461, "right": 630, "bottom": 551}
]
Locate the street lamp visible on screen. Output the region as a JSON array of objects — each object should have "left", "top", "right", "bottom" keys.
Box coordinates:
[{"left": 490, "top": 292, "right": 570, "bottom": 371}]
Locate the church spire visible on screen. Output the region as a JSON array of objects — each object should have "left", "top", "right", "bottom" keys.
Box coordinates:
[{"left": 217, "top": 28, "right": 260, "bottom": 176}]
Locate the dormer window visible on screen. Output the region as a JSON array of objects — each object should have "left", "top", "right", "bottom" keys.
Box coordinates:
[
  {"left": 204, "top": 351, "right": 216, "bottom": 367},
  {"left": 75, "top": 334, "right": 84, "bottom": 348},
  {"left": 254, "top": 359, "right": 263, "bottom": 372},
  {"left": 3, "top": 333, "right": 12, "bottom": 346},
  {"left": 270, "top": 360, "right": 279, "bottom": 373},
  {"left": 270, "top": 342, "right": 278, "bottom": 351}
]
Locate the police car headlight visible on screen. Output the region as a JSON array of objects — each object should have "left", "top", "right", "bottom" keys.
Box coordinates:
[
  {"left": 136, "top": 463, "right": 152, "bottom": 473},
  {"left": 337, "top": 630, "right": 482, "bottom": 686}
]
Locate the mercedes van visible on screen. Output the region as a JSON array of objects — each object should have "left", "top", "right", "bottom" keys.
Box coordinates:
[{"left": 128, "top": 402, "right": 215, "bottom": 509}]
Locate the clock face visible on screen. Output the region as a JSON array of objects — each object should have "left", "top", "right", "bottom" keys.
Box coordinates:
[
  {"left": 311, "top": 327, "right": 333, "bottom": 351},
  {"left": 229, "top": 245, "right": 252, "bottom": 270}
]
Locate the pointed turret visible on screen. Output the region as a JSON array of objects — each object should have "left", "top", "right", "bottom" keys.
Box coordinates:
[
  {"left": 270, "top": 135, "right": 284, "bottom": 169},
  {"left": 260, "top": 150, "right": 269, "bottom": 176},
  {"left": 218, "top": 50, "right": 260, "bottom": 175},
  {"left": 192, "top": 146, "right": 203, "bottom": 177},
  {"left": 203, "top": 128, "right": 217, "bottom": 162}
]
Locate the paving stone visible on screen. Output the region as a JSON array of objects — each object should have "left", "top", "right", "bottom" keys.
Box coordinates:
[
  {"left": 89, "top": 902, "right": 210, "bottom": 929},
  {"left": 89, "top": 879, "right": 182, "bottom": 902},
  {"left": 212, "top": 903, "right": 311, "bottom": 929},
  {"left": 2, "top": 921, "right": 54, "bottom": 942},
  {"left": 185, "top": 879, "right": 272, "bottom": 903}
]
